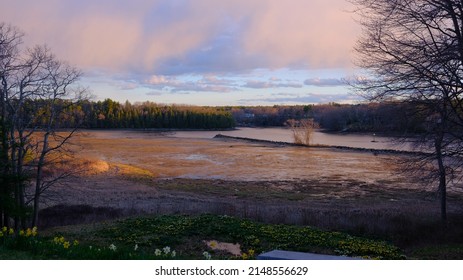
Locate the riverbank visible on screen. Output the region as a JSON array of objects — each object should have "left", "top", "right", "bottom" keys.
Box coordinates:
[{"left": 213, "top": 134, "right": 427, "bottom": 156}]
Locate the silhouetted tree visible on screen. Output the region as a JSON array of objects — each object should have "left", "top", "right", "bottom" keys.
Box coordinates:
[
  {"left": 351, "top": 0, "right": 463, "bottom": 221},
  {"left": 0, "top": 23, "right": 86, "bottom": 228}
]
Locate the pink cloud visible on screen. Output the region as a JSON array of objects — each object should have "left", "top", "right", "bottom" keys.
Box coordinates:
[{"left": 0, "top": 0, "right": 359, "bottom": 74}]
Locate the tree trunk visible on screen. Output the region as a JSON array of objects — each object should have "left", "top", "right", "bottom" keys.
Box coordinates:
[
  {"left": 32, "top": 132, "right": 49, "bottom": 227},
  {"left": 435, "top": 132, "right": 447, "bottom": 223}
]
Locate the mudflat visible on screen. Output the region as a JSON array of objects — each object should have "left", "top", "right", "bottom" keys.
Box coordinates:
[{"left": 43, "top": 130, "right": 463, "bottom": 236}]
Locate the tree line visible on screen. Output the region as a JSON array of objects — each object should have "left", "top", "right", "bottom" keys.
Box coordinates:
[
  {"left": 74, "top": 99, "right": 235, "bottom": 130},
  {"left": 63, "top": 100, "right": 438, "bottom": 134},
  {"left": 231, "top": 102, "right": 428, "bottom": 134}
]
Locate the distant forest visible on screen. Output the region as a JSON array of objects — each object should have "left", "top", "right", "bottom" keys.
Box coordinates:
[
  {"left": 52, "top": 99, "right": 236, "bottom": 129},
  {"left": 43, "top": 98, "right": 426, "bottom": 133},
  {"left": 232, "top": 102, "right": 427, "bottom": 133}
]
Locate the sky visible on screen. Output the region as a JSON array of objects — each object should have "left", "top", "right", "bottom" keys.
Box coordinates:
[{"left": 0, "top": 0, "right": 362, "bottom": 106}]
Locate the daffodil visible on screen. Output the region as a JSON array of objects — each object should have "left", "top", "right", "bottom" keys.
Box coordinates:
[
  {"left": 63, "top": 241, "right": 70, "bottom": 249},
  {"left": 26, "top": 228, "right": 32, "bottom": 237},
  {"left": 203, "top": 251, "right": 211, "bottom": 260},
  {"left": 73, "top": 240, "right": 79, "bottom": 246},
  {"left": 0, "top": 232, "right": 3, "bottom": 238},
  {"left": 209, "top": 241, "right": 217, "bottom": 249},
  {"left": 8, "top": 228, "right": 14, "bottom": 235},
  {"left": 19, "top": 230, "right": 25, "bottom": 236},
  {"left": 1, "top": 226, "right": 6, "bottom": 233},
  {"left": 109, "top": 244, "right": 117, "bottom": 251}
]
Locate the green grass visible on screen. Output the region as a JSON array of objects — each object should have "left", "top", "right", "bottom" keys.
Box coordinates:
[
  {"left": 26, "top": 214, "right": 404, "bottom": 260},
  {"left": 409, "top": 244, "right": 463, "bottom": 260},
  {"left": 0, "top": 247, "right": 36, "bottom": 259}
]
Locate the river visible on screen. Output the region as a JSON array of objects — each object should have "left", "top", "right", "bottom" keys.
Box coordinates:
[{"left": 171, "top": 127, "right": 416, "bottom": 151}]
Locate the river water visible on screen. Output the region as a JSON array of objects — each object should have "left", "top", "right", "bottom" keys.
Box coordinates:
[{"left": 171, "top": 127, "right": 415, "bottom": 151}]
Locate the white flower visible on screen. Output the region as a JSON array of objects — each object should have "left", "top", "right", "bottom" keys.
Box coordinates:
[
  {"left": 134, "top": 244, "right": 139, "bottom": 251},
  {"left": 155, "top": 249, "right": 162, "bottom": 256},
  {"left": 171, "top": 250, "right": 176, "bottom": 258},
  {"left": 109, "top": 244, "right": 117, "bottom": 251},
  {"left": 203, "top": 251, "right": 211, "bottom": 260},
  {"left": 163, "top": 246, "right": 171, "bottom": 254}
]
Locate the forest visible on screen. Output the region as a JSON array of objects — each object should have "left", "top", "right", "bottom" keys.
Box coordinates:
[
  {"left": 42, "top": 98, "right": 428, "bottom": 133},
  {"left": 45, "top": 98, "right": 236, "bottom": 130},
  {"left": 231, "top": 102, "right": 427, "bottom": 133}
]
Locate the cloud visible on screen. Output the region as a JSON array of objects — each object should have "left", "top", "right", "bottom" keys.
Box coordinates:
[
  {"left": 0, "top": 1, "right": 362, "bottom": 105},
  {"left": 0, "top": 0, "right": 359, "bottom": 75},
  {"left": 146, "top": 75, "right": 177, "bottom": 87},
  {"left": 241, "top": 93, "right": 360, "bottom": 104},
  {"left": 244, "top": 80, "right": 303, "bottom": 89},
  {"left": 304, "top": 78, "right": 347, "bottom": 87},
  {"left": 144, "top": 74, "right": 238, "bottom": 93},
  {"left": 146, "top": 91, "right": 165, "bottom": 96}
]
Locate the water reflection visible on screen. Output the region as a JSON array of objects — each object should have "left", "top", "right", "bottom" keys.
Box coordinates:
[{"left": 172, "top": 127, "right": 414, "bottom": 151}]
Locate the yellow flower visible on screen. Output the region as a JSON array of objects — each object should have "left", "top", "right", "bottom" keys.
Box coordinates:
[
  {"left": 73, "top": 240, "right": 79, "bottom": 246},
  {"left": 54, "top": 236, "right": 66, "bottom": 244},
  {"left": 8, "top": 228, "right": 14, "bottom": 235},
  {"left": 248, "top": 249, "right": 255, "bottom": 256},
  {"left": 63, "top": 241, "right": 70, "bottom": 249},
  {"left": 19, "top": 230, "right": 25, "bottom": 236},
  {"left": 241, "top": 253, "right": 249, "bottom": 260},
  {"left": 0, "top": 232, "right": 3, "bottom": 238},
  {"left": 32, "top": 227, "right": 38, "bottom": 233},
  {"left": 26, "top": 228, "right": 32, "bottom": 237},
  {"left": 209, "top": 241, "right": 218, "bottom": 249},
  {"left": 1, "top": 226, "right": 6, "bottom": 233}
]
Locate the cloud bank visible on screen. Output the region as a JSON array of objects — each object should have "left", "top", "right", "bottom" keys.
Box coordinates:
[
  {"left": 0, "top": 0, "right": 360, "bottom": 105},
  {"left": 0, "top": 0, "right": 358, "bottom": 74}
]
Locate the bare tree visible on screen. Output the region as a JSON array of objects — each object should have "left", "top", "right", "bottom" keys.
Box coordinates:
[
  {"left": 350, "top": 0, "right": 463, "bottom": 222},
  {"left": 0, "top": 23, "right": 25, "bottom": 228},
  {"left": 286, "top": 119, "right": 319, "bottom": 146},
  {"left": 0, "top": 23, "right": 86, "bottom": 229}
]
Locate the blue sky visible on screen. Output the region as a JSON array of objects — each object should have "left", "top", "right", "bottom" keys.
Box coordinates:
[{"left": 0, "top": 0, "right": 362, "bottom": 105}]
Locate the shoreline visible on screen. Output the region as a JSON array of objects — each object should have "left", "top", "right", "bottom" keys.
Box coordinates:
[{"left": 213, "top": 134, "right": 429, "bottom": 157}]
